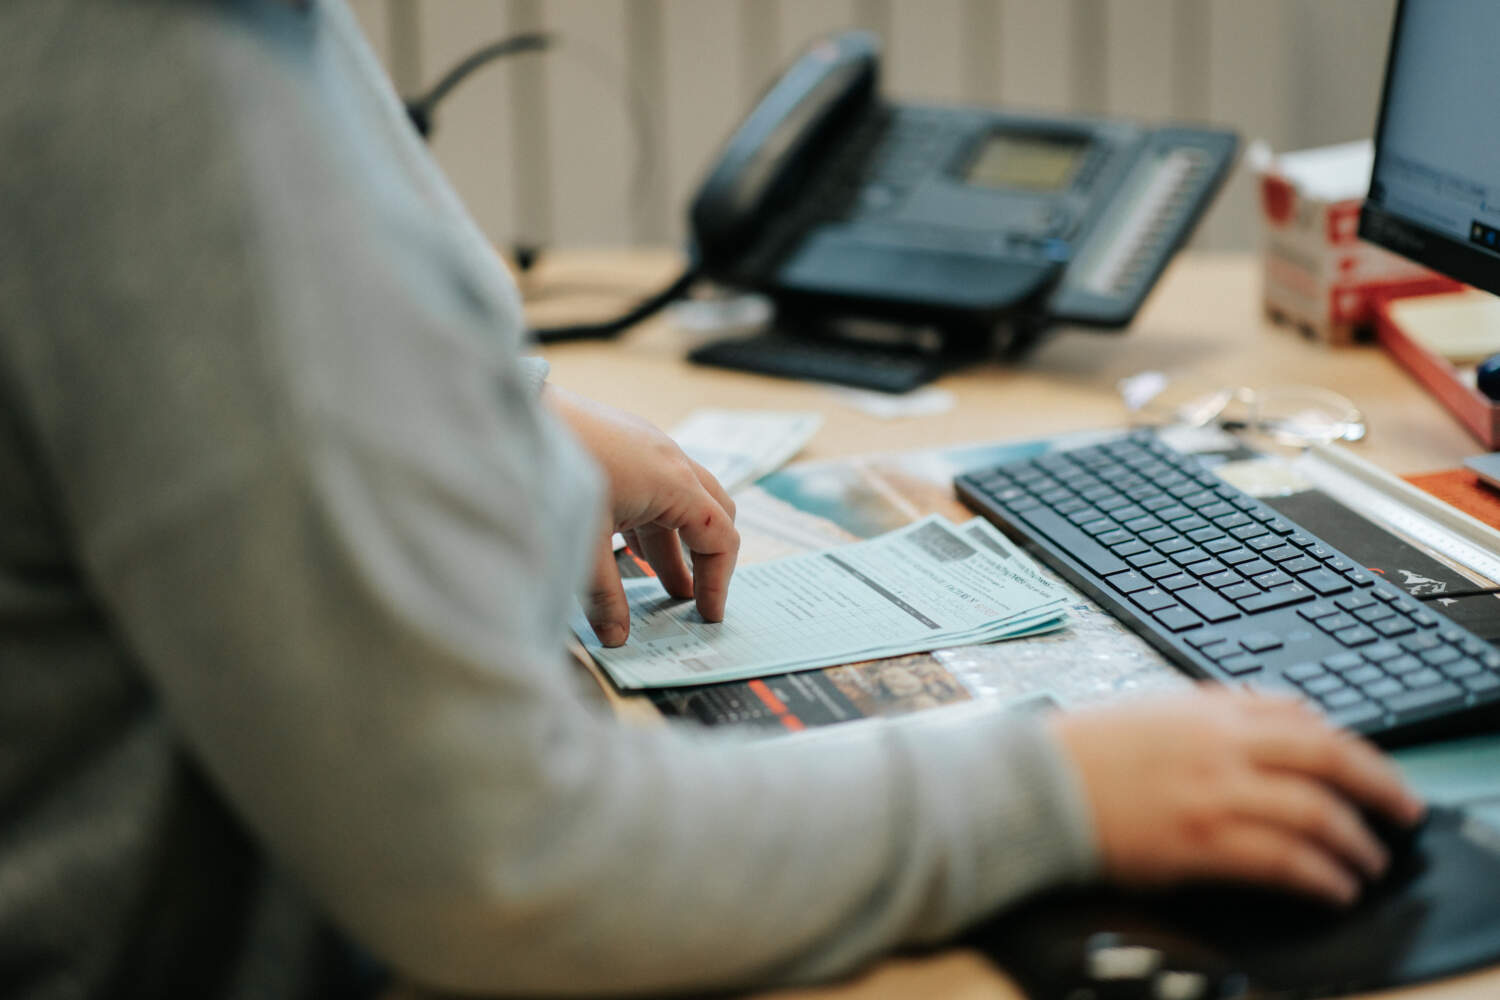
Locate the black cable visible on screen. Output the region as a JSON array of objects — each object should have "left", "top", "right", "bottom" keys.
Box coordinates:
[
  {"left": 1415, "top": 588, "right": 1500, "bottom": 601},
  {"left": 402, "top": 32, "right": 552, "bottom": 139},
  {"left": 529, "top": 267, "right": 698, "bottom": 344}
]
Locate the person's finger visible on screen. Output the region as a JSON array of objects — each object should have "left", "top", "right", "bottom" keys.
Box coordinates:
[
  {"left": 1235, "top": 773, "right": 1389, "bottom": 879},
  {"left": 637, "top": 523, "right": 694, "bottom": 599},
  {"left": 688, "top": 458, "right": 736, "bottom": 521},
  {"left": 1248, "top": 719, "right": 1425, "bottom": 825},
  {"left": 1196, "top": 821, "right": 1361, "bottom": 906},
  {"left": 584, "top": 530, "right": 631, "bottom": 647},
  {"left": 662, "top": 490, "right": 738, "bottom": 622},
  {"left": 622, "top": 529, "right": 643, "bottom": 558}
]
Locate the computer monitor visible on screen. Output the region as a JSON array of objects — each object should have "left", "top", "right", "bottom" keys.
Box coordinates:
[{"left": 1360, "top": 0, "right": 1500, "bottom": 297}]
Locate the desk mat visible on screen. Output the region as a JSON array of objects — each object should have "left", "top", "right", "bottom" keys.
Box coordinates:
[{"left": 968, "top": 806, "right": 1500, "bottom": 999}]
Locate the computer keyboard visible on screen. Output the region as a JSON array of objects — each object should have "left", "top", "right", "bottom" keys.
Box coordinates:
[{"left": 955, "top": 430, "right": 1500, "bottom": 746}]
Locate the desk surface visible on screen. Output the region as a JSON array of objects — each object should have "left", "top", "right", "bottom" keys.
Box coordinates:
[{"left": 533, "top": 249, "right": 1499, "bottom": 1000}]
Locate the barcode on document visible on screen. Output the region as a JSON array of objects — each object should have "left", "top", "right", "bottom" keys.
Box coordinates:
[{"left": 906, "top": 521, "right": 977, "bottom": 563}]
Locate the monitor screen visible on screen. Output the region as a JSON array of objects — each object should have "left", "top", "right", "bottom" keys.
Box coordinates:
[{"left": 1361, "top": 0, "right": 1500, "bottom": 296}]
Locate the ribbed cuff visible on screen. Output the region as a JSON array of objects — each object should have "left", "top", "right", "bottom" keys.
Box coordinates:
[
  {"left": 893, "top": 707, "right": 1100, "bottom": 942},
  {"left": 517, "top": 356, "right": 551, "bottom": 398}
]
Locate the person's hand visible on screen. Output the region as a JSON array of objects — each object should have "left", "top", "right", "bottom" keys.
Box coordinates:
[
  {"left": 1049, "top": 688, "right": 1426, "bottom": 905},
  {"left": 545, "top": 386, "right": 739, "bottom": 647}
]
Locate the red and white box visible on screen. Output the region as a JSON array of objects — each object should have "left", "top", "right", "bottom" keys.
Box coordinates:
[{"left": 1253, "top": 140, "right": 1436, "bottom": 345}]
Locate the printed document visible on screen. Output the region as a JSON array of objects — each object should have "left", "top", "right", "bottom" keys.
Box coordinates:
[{"left": 574, "top": 515, "right": 1067, "bottom": 689}]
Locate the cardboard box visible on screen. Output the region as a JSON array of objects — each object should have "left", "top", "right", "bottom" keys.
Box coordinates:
[{"left": 1254, "top": 140, "right": 1435, "bottom": 345}]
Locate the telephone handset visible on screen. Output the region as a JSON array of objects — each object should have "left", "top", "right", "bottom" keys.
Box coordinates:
[{"left": 688, "top": 30, "right": 1238, "bottom": 339}]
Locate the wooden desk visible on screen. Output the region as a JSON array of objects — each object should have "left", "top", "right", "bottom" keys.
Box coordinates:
[{"left": 533, "top": 249, "right": 1500, "bottom": 1000}]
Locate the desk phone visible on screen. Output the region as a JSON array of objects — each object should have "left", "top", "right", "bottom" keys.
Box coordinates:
[{"left": 689, "top": 31, "right": 1238, "bottom": 342}]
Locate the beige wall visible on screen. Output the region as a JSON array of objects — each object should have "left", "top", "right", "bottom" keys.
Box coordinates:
[{"left": 349, "top": 0, "right": 1397, "bottom": 252}]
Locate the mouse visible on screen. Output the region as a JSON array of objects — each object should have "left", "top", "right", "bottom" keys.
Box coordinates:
[{"left": 1478, "top": 352, "right": 1500, "bottom": 401}]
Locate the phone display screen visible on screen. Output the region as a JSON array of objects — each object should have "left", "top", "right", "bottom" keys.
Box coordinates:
[{"left": 964, "top": 132, "right": 1088, "bottom": 191}]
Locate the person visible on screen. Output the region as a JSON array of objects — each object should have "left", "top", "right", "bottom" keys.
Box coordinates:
[{"left": 0, "top": 1, "right": 1424, "bottom": 997}]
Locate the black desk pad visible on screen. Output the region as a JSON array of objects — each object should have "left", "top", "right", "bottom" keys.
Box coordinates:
[{"left": 968, "top": 807, "right": 1500, "bottom": 999}]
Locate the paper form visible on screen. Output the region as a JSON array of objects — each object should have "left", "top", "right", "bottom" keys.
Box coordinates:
[{"left": 575, "top": 515, "right": 1068, "bottom": 690}]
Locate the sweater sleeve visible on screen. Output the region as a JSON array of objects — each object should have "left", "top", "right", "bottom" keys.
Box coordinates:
[{"left": 0, "top": 0, "right": 1098, "bottom": 994}]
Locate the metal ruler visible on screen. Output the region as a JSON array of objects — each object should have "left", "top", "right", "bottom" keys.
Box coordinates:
[{"left": 1296, "top": 444, "right": 1500, "bottom": 585}]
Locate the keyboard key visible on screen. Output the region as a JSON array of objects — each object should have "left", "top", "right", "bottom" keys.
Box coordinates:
[
  {"left": 1238, "top": 632, "right": 1284, "bottom": 654},
  {"left": 1219, "top": 548, "right": 1258, "bottom": 566},
  {"left": 1185, "top": 629, "right": 1228, "bottom": 649},
  {"left": 1345, "top": 665, "right": 1385, "bottom": 686},
  {"left": 1237, "top": 559, "right": 1275, "bottom": 578},
  {"left": 1400, "top": 633, "right": 1441, "bottom": 653},
  {"left": 1110, "top": 540, "right": 1150, "bottom": 558},
  {"left": 1288, "top": 533, "right": 1316, "bottom": 548},
  {"left": 1306, "top": 545, "right": 1335, "bottom": 560},
  {"left": 1338, "top": 590, "right": 1374, "bottom": 614},
  {"left": 1316, "top": 612, "right": 1358, "bottom": 633},
  {"left": 1333, "top": 624, "right": 1378, "bottom": 646},
  {"left": 1013, "top": 507, "right": 1129, "bottom": 576},
  {"left": 1344, "top": 569, "right": 1375, "bottom": 587},
  {"left": 1286, "top": 662, "right": 1327, "bottom": 681},
  {"left": 1231, "top": 523, "right": 1269, "bottom": 542},
  {"left": 1298, "top": 569, "right": 1352, "bottom": 596},
  {"left": 1080, "top": 518, "right": 1117, "bottom": 536},
  {"left": 1281, "top": 556, "right": 1320, "bottom": 575},
  {"left": 1265, "top": 545, "right": 1302, "bottom": 563},
  {"left": 1219, "top": 653, "right": 1263, "bottom": 676},
  {"left": 1251, "top": 570, "right": 1293, "bottom": 590},
  {"left": 1238, "top": 584, "right": 1314, "bottom": 613},
  {"left": 1327, "top": 701, "right": 1385, "bottom": 729},
  {"left": 1158, "top": 573, "right": 1198, "bottom": 592},
  {"left": 1154, "top": 606, "right": 1204, "bottom": 632},
  {"left": 1372, "top": 583, "right": 1403, "bottom": 602},
  {"left": 1097, "top": 529, "right": 1134, "bottom": 546},
  {"left": 1130, "top": 588, "right": 1178, "bottom": 613},
  {"left": 1438, "top": 626, "right": 1468, "bottom": 644},
  {"left": 1199, "top": 641, "right": 1238, "bottom": 662},
  {"left": 1463, "top": 674, "right": 1500, "bottom": 694},
  {"left": 1410, "top": 609, "right": 1440, "bottom": 628},
  {"left": 1404, "top": 669, "right": 1445, "bottom": 688},
  {"left": 1203, "top": 571, "right": 1244, "bottom": 590},
  {"left": 1203, "top": 537, "right": 1241, "bottom": 555},
  {"left": 1265, "top": 519, "right": 1295, "bottom": 535},
  {"left": 1127, "top": 549, "right": 1168, "bottom": 570},
  {"left": 1298, "top": 602, "right": 1341, "bottom": 621},
  {"left": 1214, "top": 513, "right": 1252, "bottom": 530},
  {"left": 1168, "top": 547, "right": 1211, "bottom": 567},
  {"left": 1383, "top": 654, "right": 1424, "bottom": 675},
  {"left": 1145, "top": 562, "right": 1184, "bottom": 582},
  {"left": 1363, "top": 642, "right": 1402, "bottom": 663},
  {"left": 1440, "top": 658, "right": 1482, "bottom": 679},
  {"left": 1140, "top": 526, "right": 1177, "bottom": 544},
  {"left": 1247, "top": 535, "right": 1283, "bottom": 553},
  {"left": 1156, "top": 505, "right": 1193, "bottom": 522},
  {"left": 1322, "top": 652, "right": 1364, "bottom": 672},
  {"left": 1363, "top": 678, "right": 1406, "bottom": 700},
  {"left": 1123, "top": 516, "right": 1163, "bottom": 533},
  {"left": 1304, "top": 675, "right": 1347, "bottom": 696},
  {"left": 1186, "top": 559, "right": 1228, "bottom": 578},
  {"left": 1156, "top": 537, "right": 1194, "bottom": 556},
  {"left": 1381, "top": 683, "right": 1466, "bottom": 715},
  {"left": 1176, "top": 587, "right": 1241, "bottom": 623},
  {"left": 1322, "top": 688, "right": 1366, "bottom": 710},
  {"left": 1354, "top": 604, "right": 1397, "bottom": 624},
  {"left": 1421, "top": 646, "right": 1461, "bottom": 667},
  {"left": 1221, "top": 582, "right": 1261, "bottom": 602},
  {"left": 1372, "top": 616, "right": 1417, "bottom": 639},
  {"left": 1055, "top": 498, "right": 1089, "bottom": 516},
  {"left": 1327, "top": 557, "right": 1355, "bottom": 573}
]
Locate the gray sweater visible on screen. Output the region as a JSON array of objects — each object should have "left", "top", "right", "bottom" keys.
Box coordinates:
[{"left": 0, "top": 0, "right": 1097, "bottom": 996}]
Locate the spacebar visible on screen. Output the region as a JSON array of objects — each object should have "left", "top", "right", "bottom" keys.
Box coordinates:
[{"left": 1012, "top": 507, "right": 1128, "bottom": 576}]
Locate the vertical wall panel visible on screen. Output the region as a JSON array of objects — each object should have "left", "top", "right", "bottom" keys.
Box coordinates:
[
  {"left": 996, "top": 0, "right": 1075, "bottom": 111},
  {"left": 416, "top": 0, "right": 522, "bottom": 248},
  {"left": 1199, "top": 0, "right": 1293, "bottom": 250},
  {"left": 960, "top": 0, "right": 1003, "bottom": 104},
  {"left": 1287, "top": 0, "right": 1397, "bottom": 147},
  {"left": 538, "top": 0, "right": 634, "bottom": 246},
  {"left": 661, "top": 0, "right": 747, "bottom": 244},
  {"left": 347, "top": 0, "right": 391, "bottom": 67},
  {"left": 775, "top": 0, "right": 859, "bottom": 64},
  {"left": 1102, "top": 0, "right": 1177, "bottom": 119},
  {"left": 886, "top": 0, "right": 968, "bottom": 103}
]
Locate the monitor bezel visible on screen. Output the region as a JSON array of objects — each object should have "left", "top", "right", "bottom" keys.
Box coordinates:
[{"left": 1358, "top": 0, "right": 1500, "bottom": 298}]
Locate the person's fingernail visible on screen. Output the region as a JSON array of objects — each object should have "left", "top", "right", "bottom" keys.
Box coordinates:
[{"left": 597, "top": 624, "right": 626, "bottom": 647}]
